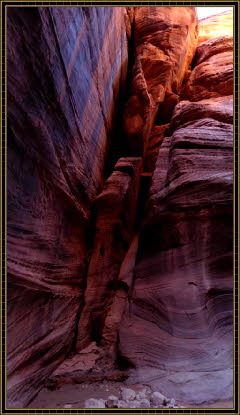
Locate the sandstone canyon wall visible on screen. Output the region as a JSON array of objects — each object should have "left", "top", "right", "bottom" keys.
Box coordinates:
[
  {"left": 7, "top": 6, "right": 129, "bottom": 407},
  {"left": 75, "top": 5, "right": 199, "bottom": 356},
  {"left": 119, "top": 10, "right": 233, "bottom": 404},
  {"left": 7, "top": 7, "right": 233, "bottom": 408},
  {"left": 123, "top": 7, "right": 198, "bottom": 157}
]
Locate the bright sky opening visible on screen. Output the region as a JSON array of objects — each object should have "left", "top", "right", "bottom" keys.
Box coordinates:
[{"left": 197, "top": 7, "right": 233, "bottom": 20}]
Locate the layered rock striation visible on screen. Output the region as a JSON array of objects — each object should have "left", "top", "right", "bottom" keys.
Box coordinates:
[
  {"left": 119, "top": 12, "right": 233, "bottom": 404},
  {"left": 7, "top": 6, "right": 129, "bottom": 408},
  {"left": 183, "top": 36, "right": 233, "bottom": 101}
]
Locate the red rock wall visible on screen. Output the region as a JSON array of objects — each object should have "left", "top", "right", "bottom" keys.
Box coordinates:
[
  {"left": 118, "top": 12, "right": 233, "bottom": 404},
  {"left": 7, "top": 6, "right": 129, "bottom": 407},
  {"left": 123, "top": 7, "right": 198, "bottom": 156},
  {"left": 76, "top": 157, "right": 142, "bottom": 352},
  {"left": 7, "top": 6, "right": 233, "bottom": 408}
]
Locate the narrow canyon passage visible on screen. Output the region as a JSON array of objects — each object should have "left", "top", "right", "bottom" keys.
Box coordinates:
[{"left": 7, "top": 6, "right": 233, "bottom": 409}]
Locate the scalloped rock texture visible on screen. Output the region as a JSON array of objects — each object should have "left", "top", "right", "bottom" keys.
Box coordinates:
[
  {"left": 7, "top": 6, "right": 233, "bottom": 409},
  {"left": 118, "top": 13, "right": 233, "bottom": 405}
]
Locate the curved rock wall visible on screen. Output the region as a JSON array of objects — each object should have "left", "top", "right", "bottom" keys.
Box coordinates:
[
  {"left": 118, "top": 12, "right": 233, "bottom": 404},
  {"left": 7, "top": 6, "right": 129, "bottom": 408},
  {"left": 183, "top": 35, "right": 233, "bottom": 101}
]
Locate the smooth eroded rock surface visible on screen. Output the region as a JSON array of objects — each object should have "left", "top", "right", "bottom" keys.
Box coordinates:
[{"left": 7, "top": 6, "right": 129, "bottom": 408}]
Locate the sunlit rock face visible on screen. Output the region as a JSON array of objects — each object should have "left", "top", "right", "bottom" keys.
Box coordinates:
[
  {"left": 7, "top": 6, "right": 129, "bottom": 408},
  {"left": 119, "top": 11, "right": 233, "bottom": 404},
  {"left": 123, "top": 7, "right": 198, "bottom": 156},
  {"left": 183, "top": 36, "right": 233, "bottom": 101},
  {"left": 184, "top": 10, "right": 234, "bottom": 102},
  {"left": 197, "top": 10, "right": 233, "bottom": 45}
]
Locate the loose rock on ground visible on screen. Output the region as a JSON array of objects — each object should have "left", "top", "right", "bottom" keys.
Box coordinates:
[{"left": 84, "top": 386, "right": 184, "bottom": 408}]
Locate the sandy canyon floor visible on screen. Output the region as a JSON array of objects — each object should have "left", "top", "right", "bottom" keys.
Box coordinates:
[{"left": 28, "top": 381, "right": 233, "bottom": 410}]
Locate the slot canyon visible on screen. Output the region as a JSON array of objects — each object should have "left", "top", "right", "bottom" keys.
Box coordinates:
[{"left": 7, "top": 6, "right": 234, "bottom": 409}]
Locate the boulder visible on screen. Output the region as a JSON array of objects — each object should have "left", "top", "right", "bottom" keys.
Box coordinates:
[
  {"left": 121, "top": 387, "right": 136, "bottom": 401},
  {"left": 106, "top": 395, "right": 119, "bottom": 408},
  {"left": 84, "top": 398, "right": 106, "bottom": 408},
  {"left": 150, "top": 392, "right": 168, "bottom": 406},
  {"left": 117, "top": 400, "right": 129, "bottom": 408},
  {"left": 139, "top": 398, "right": 151, "bottom": 408}
]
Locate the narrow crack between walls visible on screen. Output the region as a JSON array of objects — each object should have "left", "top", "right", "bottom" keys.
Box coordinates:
[
  {"left": 68, "top": 9, "right": 138, "bottom": 357},
  {"left": 55, "top": 4, "right": 201, "bottom": 380}
]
